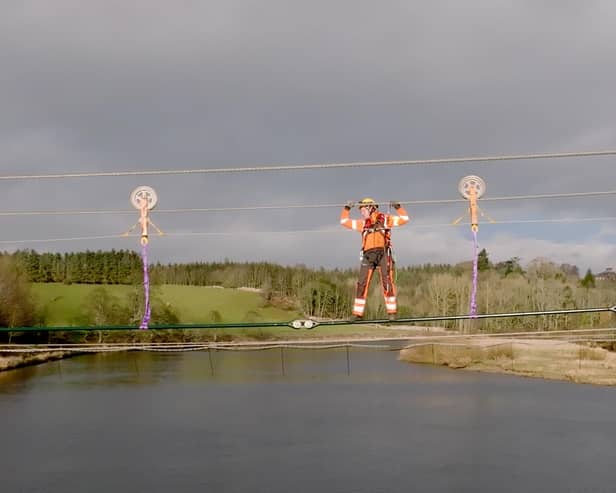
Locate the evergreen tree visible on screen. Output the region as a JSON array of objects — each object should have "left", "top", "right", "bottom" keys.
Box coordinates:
[
  {"left": 477, "top": 248, "right": 490, "bottom": 271},
  {"left": 496, "top": 256, "right": 524, "bottom": 276},
  {"left": 580, "top": 268, "right": 596, "bottom": 289}
]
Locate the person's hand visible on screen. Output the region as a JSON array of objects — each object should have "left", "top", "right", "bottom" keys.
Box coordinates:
[
  {"left": 389, "top": 201, "right": 401, "bottom": 210},
  {"left": 344, "top": 201, "right": 355, "bottom": 210}
]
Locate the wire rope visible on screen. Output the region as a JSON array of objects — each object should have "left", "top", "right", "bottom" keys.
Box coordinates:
[
  {"left": 2, "top": 330, "right": 616, "bottom": 353},
  {"left": 0, "top": 305, "right": 613, "bottom": 333},
  {"left": 2, "top": 189, "right": 616, "bottom": 218},
  {"left": 1, "top": 149, "right": 615, "bottom": 180},
  {"left": 1, "top": 215, "right": 615, "bottom": 245}
]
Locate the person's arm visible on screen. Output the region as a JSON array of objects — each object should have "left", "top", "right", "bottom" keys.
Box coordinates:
[
  {"left": 386, "top": 202, "right": 410, "bottom": 227},
  {"left": 340, "top": 202, "right": 364, "bottom": 230}
]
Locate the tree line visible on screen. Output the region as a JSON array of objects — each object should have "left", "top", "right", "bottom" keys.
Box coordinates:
[
  {"left": 0, "top": 248, "right": 613, "bottom": 332},
  {"left": 8, "top": 249, "right": 142, "bottom": 284}
]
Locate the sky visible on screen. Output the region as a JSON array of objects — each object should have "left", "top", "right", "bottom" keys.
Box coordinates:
[{"left": 1, "top": 1, "right": 616, "bottom": 273}]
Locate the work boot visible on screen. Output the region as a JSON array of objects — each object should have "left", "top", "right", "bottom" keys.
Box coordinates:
[{"left": 388, "top": 313, "right": 397, "bottom": 321}]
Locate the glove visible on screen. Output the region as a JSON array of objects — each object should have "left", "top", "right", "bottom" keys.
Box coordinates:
[
  {"left": 389, "top": 201, "right": 401, "bottom": 210},
  {"left": 344, "top": 201, "right": 355, "bottom": 210}
]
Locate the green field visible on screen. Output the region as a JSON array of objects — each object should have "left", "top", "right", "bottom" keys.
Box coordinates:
[{"left": 31, "top": 283, "right": 298, "bottom": 326}]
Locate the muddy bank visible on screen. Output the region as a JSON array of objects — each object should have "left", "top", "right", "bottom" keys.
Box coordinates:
[
  {"left": 400, "top": 338, "right": 616, "bottom": 385},
  {"left": 0, "top": 351, "right": 74, "bottom": 372}
]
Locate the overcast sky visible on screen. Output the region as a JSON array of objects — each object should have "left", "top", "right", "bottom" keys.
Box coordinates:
[{"left": 1, "top": 1, "right": 615, "bottom": 273}]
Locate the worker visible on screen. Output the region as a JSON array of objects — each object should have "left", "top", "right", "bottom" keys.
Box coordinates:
[{"left": 340, "top": 198, "right": 410, "bottom": 320}]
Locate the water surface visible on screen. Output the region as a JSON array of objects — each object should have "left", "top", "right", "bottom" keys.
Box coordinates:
[{"left": 1, "top": 347, "right": 615, "bottom": 492}]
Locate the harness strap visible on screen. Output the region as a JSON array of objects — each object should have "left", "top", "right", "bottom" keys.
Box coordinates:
[{"left": 362, "top": 213, "right": 392, "bottom": 251}]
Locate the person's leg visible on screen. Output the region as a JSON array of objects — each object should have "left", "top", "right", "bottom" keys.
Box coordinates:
[
  {"left": 353, "top": 250, "right": 379, "bottom": 318},
  {"left": 353, "top": 261, "right": 374, "bottom": 318},
  {"left": 377, "top": 251, "right": 397, "bottom": 316}
]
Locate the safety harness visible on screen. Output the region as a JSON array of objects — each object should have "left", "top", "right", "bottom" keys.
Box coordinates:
[{"left": 361, "top": 212, "right": 392, "bottom": 252}]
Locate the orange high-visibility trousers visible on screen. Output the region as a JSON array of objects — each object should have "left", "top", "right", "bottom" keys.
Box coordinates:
[{"left": 352, "top": 248, "right": 397, "bottom": 317}]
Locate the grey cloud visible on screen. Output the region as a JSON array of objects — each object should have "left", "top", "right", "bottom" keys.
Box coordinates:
[{"left": 1, "top": 1, "right": 615, "bottom": 272}]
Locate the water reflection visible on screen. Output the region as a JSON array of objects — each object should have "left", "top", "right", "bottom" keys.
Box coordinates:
[{"left": 2, "top": 346, "right": 459, "bottom": 390}]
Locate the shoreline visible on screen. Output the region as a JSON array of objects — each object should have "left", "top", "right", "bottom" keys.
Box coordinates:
[
  {"left": 399, "top": 337, "right": 616, "bottom": 386},
  {"left": 0, "top": 325, "right": 444, "bottom": 372},
  {"left": 3, "top": 331, "right": 616, "bottom": 385},
  {"left": 0, "top": 350, "right": 75, "bottom": 372}
]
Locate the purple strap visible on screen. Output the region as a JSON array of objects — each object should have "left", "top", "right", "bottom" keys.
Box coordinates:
[
  {"left": 470, "top": 229, "right": 479, "bottom": 318},
  {"left": 140, "top": 242, "right": 151, "bottom": 329}
]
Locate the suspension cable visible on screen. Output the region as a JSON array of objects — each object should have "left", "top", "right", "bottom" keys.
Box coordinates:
[
  {"left": 0, "top": 305, "right": 614, "bottom": 333},
  {"left": 1, "top": 149, "right": 615, "bottom": 180},
  {"left": 1, "top": 215, "right": 615, "bottom": 245},
  {"left": 2, "top": 189, "right": 616, "bottom": 217}
]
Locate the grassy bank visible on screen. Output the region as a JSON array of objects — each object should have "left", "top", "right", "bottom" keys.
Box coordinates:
[{"left": 400, "top": 338, "right": 616, "bottom": 385}]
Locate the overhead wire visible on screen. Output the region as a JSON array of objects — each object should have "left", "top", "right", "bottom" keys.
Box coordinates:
[
  {"left": 0, "top": 234, "right": 129, "bottom": 244},
  {"left": 1, "top": 216, "right": 616, "bottom": 245},
  {"left": 1, "top": 149, "right": 615, "bottom": 180},
  {"left": 2, "top": 334, "right": 616, "bottom": 353},
  {"left": 1, "top": 151, "right": 615, "bottom": 245},
  {"left": 1, "top": 188, "right": 616, "bottom": 217}
]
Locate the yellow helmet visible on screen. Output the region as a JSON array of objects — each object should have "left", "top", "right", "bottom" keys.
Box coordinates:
[{"left": 358, "top": 197, "right": 378, "bottom": 209}]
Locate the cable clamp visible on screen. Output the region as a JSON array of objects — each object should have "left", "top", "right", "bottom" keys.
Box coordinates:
[{"left": 289, "top": 319, "right": 319, "bottom": 330}]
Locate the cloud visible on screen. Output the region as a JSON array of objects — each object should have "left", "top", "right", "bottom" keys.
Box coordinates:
[{"left": 0, "top": 1, "right": 615, "bottom": 271}]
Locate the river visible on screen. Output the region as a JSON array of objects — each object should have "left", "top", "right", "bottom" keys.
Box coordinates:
[{"left": 1, "top": 346, "right": 615, "bottom": 492}]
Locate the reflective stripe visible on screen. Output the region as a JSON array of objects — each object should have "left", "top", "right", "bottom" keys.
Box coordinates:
[
  {"left": 353, "top": 298, "right": 366, "bottom": 315},
  {"left": 351, "top": 219, "right": 358, "bottom": 230},
  {"left": 391, "top": 216, "right": 409, "bottom": 226},
  {"left": 386, "top": 296, "right": 397, "bottom": 313},
  {"left": 340, "top": 218, "right": 349, "bottom": 225},
  {"left": 353, "top": 306, "right": 365, "bottom": 315}
]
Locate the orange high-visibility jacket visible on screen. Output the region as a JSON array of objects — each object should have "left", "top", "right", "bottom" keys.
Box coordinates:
[{"left": 340, "top": 206, "right": 410, "bottom": 251}]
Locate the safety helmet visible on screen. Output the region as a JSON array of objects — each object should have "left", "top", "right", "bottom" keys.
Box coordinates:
[{"left": 358, "top": 197, "right": 378, "bottom": 209}]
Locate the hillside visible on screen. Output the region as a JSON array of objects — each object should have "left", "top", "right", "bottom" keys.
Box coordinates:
[{"left": 31, "top": 283, "right": 298, "bottom": 326}]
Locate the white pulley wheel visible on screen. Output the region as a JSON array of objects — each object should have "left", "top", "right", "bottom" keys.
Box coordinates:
[
  {"left": 458, "top": 175, "right": 486, "bottom": 199},
  {"left": 130, "top": 186, "right": 158, "bottom": 210}
]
